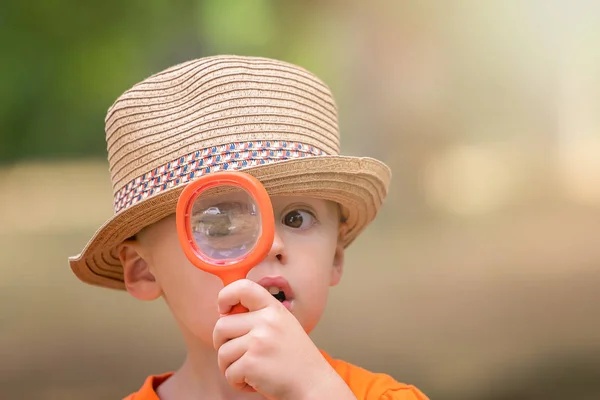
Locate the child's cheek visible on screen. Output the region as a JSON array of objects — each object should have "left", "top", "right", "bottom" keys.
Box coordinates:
[
  {"left": 157, "top": 253, "right": 224, "bottom": 342},
  {"left": 179, "top": 274, "right": 224, "bottom": 339},
  {"left": 290, "top": 276, "right": 330, "bottom": 333}
]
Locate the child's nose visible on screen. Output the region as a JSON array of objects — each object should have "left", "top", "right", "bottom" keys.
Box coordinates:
[{"left": 265, "top": 230, "right": 286, "bottom": 264}]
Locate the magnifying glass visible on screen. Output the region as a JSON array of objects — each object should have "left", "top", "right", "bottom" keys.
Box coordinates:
[{"left": 175, "top": 171, "right": 275, "bottom": 314}]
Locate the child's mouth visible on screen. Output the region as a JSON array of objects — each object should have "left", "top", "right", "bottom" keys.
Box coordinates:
[
  {"left": 267, "top": 286, "right": 287, "bottom": 302},
  {"left": 258, "top": 277, "right": 294, "bottom": 310}
]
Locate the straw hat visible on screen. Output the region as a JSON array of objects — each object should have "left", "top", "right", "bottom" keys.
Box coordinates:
[{"left": 69, "top": 55, "right": 391, "bottom": 290}]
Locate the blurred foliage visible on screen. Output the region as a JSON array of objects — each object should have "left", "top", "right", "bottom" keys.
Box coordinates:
[
  {"left": 0, "top": 0, "right": 338, "bottom": 165},
  {"left": 1, "top": 0, "right": 189, "bottom": 163}
]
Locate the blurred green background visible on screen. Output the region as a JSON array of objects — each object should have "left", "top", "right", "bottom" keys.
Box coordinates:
[{"left": 2, "top": 1, "right": 600, "bottom": 399}]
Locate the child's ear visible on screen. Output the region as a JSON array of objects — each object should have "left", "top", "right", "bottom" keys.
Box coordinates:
[
  {"left": 330, "top": 224, "right": 347, "bottom": 286},
  {"left": 330, "top": 242, "right": 345, "bottom": 286},
  {"left": 117, "top": 239, "right": 162, "bottom": 301}
]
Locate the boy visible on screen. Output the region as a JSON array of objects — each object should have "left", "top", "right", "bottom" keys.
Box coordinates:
[{"left": 69, "top": 55, "right": 429, "bottom": 399}]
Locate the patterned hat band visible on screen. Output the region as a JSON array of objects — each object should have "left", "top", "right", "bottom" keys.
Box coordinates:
[{"left": 113, "top": 140, "right": 326, "bottom": 213}]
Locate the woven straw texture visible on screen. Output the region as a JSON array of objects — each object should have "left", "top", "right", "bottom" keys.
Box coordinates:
[{"left": 68, "top": 55, "right": 391, "bottom": 290}]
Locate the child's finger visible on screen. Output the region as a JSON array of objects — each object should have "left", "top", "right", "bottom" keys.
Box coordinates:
[
  {"left": 213, "top": 312, "right": 253, "bottom": 351},
  {"left": 224, "top": 354, "right": 253, "bottom": 392},
  {"left": 217, "top": 279, "right": 273, "bottom": 314},
  {"left": 216, "top": 334, "right": 250, "bottom": 375}
]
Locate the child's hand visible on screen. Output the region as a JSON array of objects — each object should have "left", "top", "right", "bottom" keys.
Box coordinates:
[{"left": 213, "top": 279, "right": 356, "bottom": 400}]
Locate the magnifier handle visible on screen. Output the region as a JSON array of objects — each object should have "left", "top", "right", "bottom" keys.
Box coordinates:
[{"left": 229, "top": 303, "right": 248, "bottom": 314}]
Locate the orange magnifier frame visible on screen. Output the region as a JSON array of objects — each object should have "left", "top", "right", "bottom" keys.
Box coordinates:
[{"left": 175, "top": 171, "right": 275, "bottom": 314}]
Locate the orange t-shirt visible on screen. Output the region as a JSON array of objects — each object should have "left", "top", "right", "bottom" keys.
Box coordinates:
[{"left": 123, "top": 350, "right": 429, "bottom": 400}]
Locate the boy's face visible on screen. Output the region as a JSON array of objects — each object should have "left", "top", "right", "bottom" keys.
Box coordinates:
[{"left": 119, "top": 195, "right": 345, "bottom": 346}]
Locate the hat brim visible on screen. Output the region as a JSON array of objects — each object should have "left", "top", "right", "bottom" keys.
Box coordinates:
[{"left": 68, "top": 155, "right": 391, "bottom": 290}]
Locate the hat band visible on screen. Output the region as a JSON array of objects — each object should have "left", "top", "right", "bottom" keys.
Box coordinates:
[{"left": 113, "top": 140, "right": 327, "bottom": 213}]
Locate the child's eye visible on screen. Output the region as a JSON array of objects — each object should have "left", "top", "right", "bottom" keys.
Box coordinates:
[{"left": 282, "top": 210, "right": 315, "bottom": 229}]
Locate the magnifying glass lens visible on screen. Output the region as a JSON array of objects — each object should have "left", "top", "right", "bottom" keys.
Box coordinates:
[{"left": 189, "top": 185, "right": 261, "bottom": 264}]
